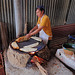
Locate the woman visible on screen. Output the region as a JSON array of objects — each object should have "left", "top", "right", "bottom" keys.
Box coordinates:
[{"left": 25, "top": 6, "right": 52, "bottom": 48}]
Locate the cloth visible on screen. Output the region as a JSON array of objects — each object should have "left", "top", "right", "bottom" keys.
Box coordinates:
[{"left": 37, "top": 14, "right": 52, "bottom": 40}]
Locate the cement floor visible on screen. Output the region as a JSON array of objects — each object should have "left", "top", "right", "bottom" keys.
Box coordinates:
[{"left": 5, "top": 56, "right": 74, "bottom": 75}]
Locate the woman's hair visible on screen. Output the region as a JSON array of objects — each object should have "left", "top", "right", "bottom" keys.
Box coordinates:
[{"left": 36, "top": 6, "right": 45, "bottom": 13}]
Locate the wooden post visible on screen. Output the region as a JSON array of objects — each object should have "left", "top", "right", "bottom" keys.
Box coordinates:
[
  {"left": 24, "top": 0, "right": 27, "bottom": 34},
  {"left": 13, "top": 0, "right": 22, "bottom": 37}
]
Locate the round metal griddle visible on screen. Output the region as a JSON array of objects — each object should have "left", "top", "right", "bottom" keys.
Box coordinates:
[{"left": 10, "top": 38, "right": 45, "bottom": 53}]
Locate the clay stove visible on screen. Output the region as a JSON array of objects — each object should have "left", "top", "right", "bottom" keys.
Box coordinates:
[{"left": 7, "top": 37, "right": 50, "bottom": 69}]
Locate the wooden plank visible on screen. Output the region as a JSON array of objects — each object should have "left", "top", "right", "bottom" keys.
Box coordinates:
[{"left": 0, "top": 22, "right": 8, "bottom": 50}]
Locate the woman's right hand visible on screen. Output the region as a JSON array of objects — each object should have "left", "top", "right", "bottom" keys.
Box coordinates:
[{"left": 29, "top": 30, "right": 33, "bottom": 33}]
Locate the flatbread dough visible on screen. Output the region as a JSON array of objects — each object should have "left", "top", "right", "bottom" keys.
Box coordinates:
[
  {"left": 20, "top": 47, "right": 37, "bottom": 52},
  {"left": 24, "top": 42, "right": 39, "bottom": 48},
  {"left": 11, "top": 42, "right": 19, "bottom": 49},
  {"left": 15, "top": 36, "right": 28, "bottom": 42},
  {"left": 20, "top": 42, "right": 39, "bottom": 52},
  {"left": 31, "top": 36, "right": 42, "bottom": 42}
]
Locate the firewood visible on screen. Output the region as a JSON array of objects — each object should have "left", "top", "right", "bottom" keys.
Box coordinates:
[
  {"left": 32, "top": 56, "right": 48, "bottom": 75},
  {"left": 35, "top": 62, "right": 48, "bottom": 75}
]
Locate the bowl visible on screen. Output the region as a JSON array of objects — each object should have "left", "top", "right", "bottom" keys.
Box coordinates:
[{"left": 62, "top": 43, "right": 74, "bottom": 55}]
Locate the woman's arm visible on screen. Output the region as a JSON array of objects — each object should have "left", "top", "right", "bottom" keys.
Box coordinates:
[
  {"left": 29, "top": 25, "right": 38, "bottom": 33},
  {"left": 30, "top": 26, "right": 44, "bottom": 36},
  {"left": 25, "top": 26, "right": 44, "bottom": 38}
]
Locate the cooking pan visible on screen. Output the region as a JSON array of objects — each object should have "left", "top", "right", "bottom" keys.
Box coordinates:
[{"left": 10, "top": 38, "right": 45, "bottom": 53}]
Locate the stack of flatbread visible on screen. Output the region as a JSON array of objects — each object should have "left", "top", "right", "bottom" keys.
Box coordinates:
[{"left": 20, "top": 42, "right": 39, "bottom": 52}]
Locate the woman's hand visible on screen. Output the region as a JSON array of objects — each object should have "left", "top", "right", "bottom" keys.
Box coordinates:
[{"left": 25, "top": 33, "right": 31, "bottom": 39}]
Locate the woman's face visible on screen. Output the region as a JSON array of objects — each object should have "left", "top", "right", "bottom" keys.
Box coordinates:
[{"left": 36, "top": 9, "right": 44, "bottom": 18}]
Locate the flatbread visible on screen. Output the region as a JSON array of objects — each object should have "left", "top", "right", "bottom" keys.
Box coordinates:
[
  {"left": 11, "top": 42, "right": 19, "bottom": 49},
  {"left": 15, "top": 36, "right": 28, "bottom": 42},
  {"left": 24, "top": 42, "right": 39, "bottom": 48},
  {"left": 31, "top": 36, "right": 42, "bottom": 42},
  {"left": 20, "top": 47, "right": 37, "bottom": 52}
]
